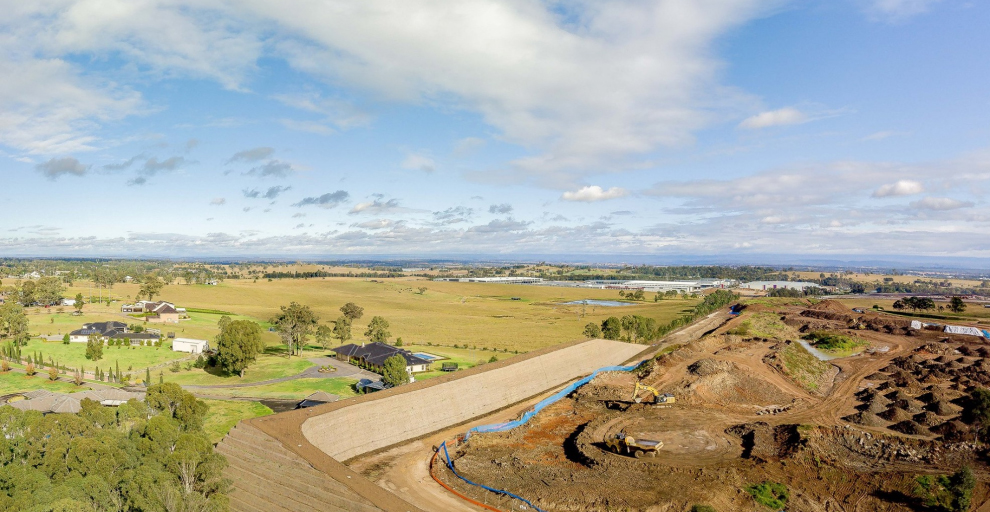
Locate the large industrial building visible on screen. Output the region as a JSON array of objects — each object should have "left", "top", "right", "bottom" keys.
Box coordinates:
[
  {"left": 432, "top": 276, "right": 733, "bottom": 292},
  {"left": 739, "top": 280, "right": 820, "bottom": 291}
]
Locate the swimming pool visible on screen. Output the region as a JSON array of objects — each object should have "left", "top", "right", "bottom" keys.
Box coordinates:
[
  {"left": 560, "top": 300, "right": 635, "bottom": 307},
  {"left": 413, "top": 352, "right": 444, "bottom": 361}
]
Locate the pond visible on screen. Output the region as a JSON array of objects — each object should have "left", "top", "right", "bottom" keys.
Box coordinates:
[{"left": 560, "top": 300, "right": 635, "bottom": 307}]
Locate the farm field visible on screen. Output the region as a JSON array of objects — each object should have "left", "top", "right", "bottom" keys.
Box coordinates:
[
  {"left": 165, "top": 352, "right": 315, "bottom": 386},
  {"left": 57, "top": 277, "right": 700, "bottom": 353},
  {"left": 0, "top": 371, "right": 81, "bottom": 395},
  {"left": 835, "top": 297, "right": 990, "bottom": 325},
  {"left": 18, "top": 337, "right": 189, "bottom": 375},
  {"left": 201, "top": 378, "right": 359, "bottom": 400}
]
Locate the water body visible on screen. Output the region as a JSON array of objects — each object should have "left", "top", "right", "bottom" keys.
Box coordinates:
[
  {"left": 413, "top": 352, "right": 444, "bottom": 361},
  {"left": 796, "top": 339, "right": 840, "bottom": 361},
  {"left": 560, "top": 300, "right": 635, "bottom": 307}
]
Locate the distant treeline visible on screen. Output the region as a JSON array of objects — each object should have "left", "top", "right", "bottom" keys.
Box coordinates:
[
  {"left": 262, "top": 270, "right": 403, "bottom": 279},
  {"left": 540, "top": 265, "right": 788, "bottom": 282}
]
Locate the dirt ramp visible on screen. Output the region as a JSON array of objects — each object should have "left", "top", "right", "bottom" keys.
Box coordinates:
[
  {"left": 302, "top": 339, "right": 646, "bottom": 461},
  {"left": 217, "top": 424, "right": 383, "bottom": 512}
]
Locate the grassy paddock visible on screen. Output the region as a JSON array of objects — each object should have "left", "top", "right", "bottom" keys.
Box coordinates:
[
  {"left": 198, "top": 378, "right": 359, "bottom": 400},
  {"left": 201, "top": 399, "right": 273, "bottom": 443},
  {"left": 165, "top": 353, "right": 314, "bottom": 386},
  {"left": 18, "top": 337, "right": 188, "bottom": 374},
  {"left": 0, "top": 371, "right": 81, "bottom": 395},
  {"left": 59, "top": 278, "right": 699, "bottom": 353}
]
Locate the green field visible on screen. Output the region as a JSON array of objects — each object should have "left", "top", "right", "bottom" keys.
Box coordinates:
[
  {"left": 57, "top": 278, "right": 699, "bottom": 353},
  {"left": 165, "top": 353, "right": 315, "bottom": 386},
  {"left": 201, "top": 399, "right": 273, "bottom": 443},
  {"left": 18, "top": 337, "right": 189, "bottom": 374},
  {"left": 403, "top": 344, "right": 513, "bottom": 380},
  {"left": 0, "top": 371, "right": 81, "bottom": 395},
  {"left": 835, "top": 297, "right": 990, "bottom": 325},
  {"left": 202, "top": 378, "right": 359, "bottom": 400}
]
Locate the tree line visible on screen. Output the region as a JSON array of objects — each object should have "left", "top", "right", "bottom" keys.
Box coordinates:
[{"left": 583, "top": 290, "right": 738, "bottom": 343}]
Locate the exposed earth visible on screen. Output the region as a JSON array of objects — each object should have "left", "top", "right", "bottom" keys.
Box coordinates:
[{"left": 407, "top": 301, "right": 990, "bottom": 511}]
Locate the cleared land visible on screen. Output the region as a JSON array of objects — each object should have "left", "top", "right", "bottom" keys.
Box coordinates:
[{"left": 414, "top": 300, "right": 990, "bottom": 511}]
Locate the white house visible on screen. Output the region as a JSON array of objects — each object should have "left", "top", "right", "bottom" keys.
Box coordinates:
[{"left": 172, "top": 338, "right": 209, "bottom": 354}]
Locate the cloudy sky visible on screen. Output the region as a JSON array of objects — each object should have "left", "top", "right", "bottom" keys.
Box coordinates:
[{"left": 2, "top": 0, "right": 988, "bottom": 259}]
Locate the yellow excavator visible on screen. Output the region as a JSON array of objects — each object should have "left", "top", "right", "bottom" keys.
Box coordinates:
[{"left": 632, "top": 382, "right": 675, "bottom": 405}]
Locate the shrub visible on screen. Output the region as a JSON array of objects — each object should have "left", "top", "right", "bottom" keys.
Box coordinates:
[
  {"left": 48, "top": 367, "right": 58, "bottom": 381},
  {"left": 0, "top": 360, "right": 9, "bottom": 372},
  {"left": 169, "top": 360, "right": 181, "bottom": 373},
  {"left": 803, "top": 331, "right": 863, "bottom": 352},
  {"left": 746, "top": 482, "right": 788, "bottom": 510},
  {"left": 25, "top": 363, "right": 36, "bottom": 376},
  {"left": 914, "top": 466, "right": 975, "bottom": 512}
]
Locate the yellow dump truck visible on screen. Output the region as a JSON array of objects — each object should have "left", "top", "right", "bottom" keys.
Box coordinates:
[{"left": 604, "top": 432, "right": 662, "bottom": 458}]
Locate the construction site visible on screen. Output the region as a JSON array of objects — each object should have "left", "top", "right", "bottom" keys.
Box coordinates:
[{"left": 218, "top": 300, "right": 990, "bottom": 512}]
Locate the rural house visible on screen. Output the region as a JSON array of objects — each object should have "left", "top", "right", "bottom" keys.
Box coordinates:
[
  {"left": 68, "top": 321, "right": 160, "bottom": 345},
  {"left": 122, "top": 300, "right": 183, "bottom": 323},
  {"left": 332, "top": 342, "right": 432, "bottom": 374}
]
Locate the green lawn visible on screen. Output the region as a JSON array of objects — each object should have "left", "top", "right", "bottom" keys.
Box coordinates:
[
  {"left": 0, "top": 371, "right": 81, "bottom": 395},
  {"left": 165, "top": 354, "right": 314, "bottom": 386},
  {"left": 199, "top": 378, "right": 359, "bottom": 400},
  {"left": 201, "top": 399, "right": 273, "bottom": 443},
  {"left": 19, "top": 337, "right": 189, "bottom": 374},
  {"left": 403, "top": 344, "right": 512, "bottom": 381}
]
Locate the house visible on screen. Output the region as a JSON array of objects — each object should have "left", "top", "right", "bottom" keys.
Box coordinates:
[
  {"left": 356, "top": 379, "right": 389, "bottom": 393},
  {"left": 6, "top": 388, "right": 145, "bottom": 414},
  {"left": 68, "top": 321, "right": 161, "bottom": 345},
  {"left": 331, "top": 342, "right": 432, "bottom": 374},
  {"left": 122, "top": 301, "right": 182, "bottom": 323},
  {"left": 61, "top": 298, "right": 76, "bottom": 307},
  {"left": 172, "top": 338, "right": 209, "bottom": 354}
]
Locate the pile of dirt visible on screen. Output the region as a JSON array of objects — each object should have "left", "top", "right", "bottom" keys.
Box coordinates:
[
  {"left": 808, "top": 300, "right": 854, "bottom": 314},
  {"left": 880, "top": 407, "right": 914, "bottom": 422},
  {"left": 926, "top": 400, "right": 959, "bottom": 416},
  {"left": 889, "top": 420, "right": 930, "bottom": 436},
  {"left": 931, "top": 420, "right": 975, "bottom": 442},
  {"left": 843, "top": 411, "right": 888, "bottom": 427},
  {"left": 913, "top": 411, "right": 943, "bottom": 427},
  {"left": 864, "top": 372, "right": 888, "bottom": 380},
  {"left": 688, "top": 358, "right": 734, "bottom": 377},
  {"left": 725, "top": 422, "right": 802, "bottom": 461}
]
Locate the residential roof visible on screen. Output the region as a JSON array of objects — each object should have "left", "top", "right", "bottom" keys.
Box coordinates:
[
  {"left": 8, "top": 387, "right": 144, "bottom": 414},
  {"left": 332, "top": 342, "right": 432, "bottom": 367},
  {"left": 356, "top": 379, "right": 388, "bottom": 391},
  {"left": 70, "top": 321, "right": 129, "bottom": 337}
]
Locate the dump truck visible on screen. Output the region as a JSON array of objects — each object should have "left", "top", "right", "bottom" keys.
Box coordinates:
[
  {"left": 632, "top": 382, "right": 675, "bottom": 405},
  {"left": 605, "top": 432, "right": 662, "bottom": 458}
]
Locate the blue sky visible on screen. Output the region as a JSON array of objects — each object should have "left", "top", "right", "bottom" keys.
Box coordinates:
[{"left": 1, "top": 0, "right": 988, "bottom": 258}]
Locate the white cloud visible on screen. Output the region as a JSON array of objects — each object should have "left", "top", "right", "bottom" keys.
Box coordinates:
[
  {"left": 561, "top": 186, "right": 628, "bottom": 202},
  {"left": 227, "top": 147, "right": 274, "bottom": 164},
  {"left": 350, "top": 198, "right": 401, "bottom": 215},
  {"left": 355, "top": 219, "right": 394, "bottom": 230},
  {"left": 864, "top": 0, "right": 943, "bottom": 22},
  {"left": 910, "top": 197, "right": 974, "bottom": 211},
  {"left": 872, "top": 180, "right": 924, "bottom": 198},
  {"left": 401, "top": 153, "right": 436, "bottom": 173},
  {"left": 210, "top": 198, "right": 226, "bottom": 206},
  {"left": 738, "top": 107, "right": 806, "bottom": 129}
]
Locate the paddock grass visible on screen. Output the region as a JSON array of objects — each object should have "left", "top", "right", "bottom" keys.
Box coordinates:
[
  {"left": 165, "top": 354, "right": 314, "bottom": 386},
  {"left": 0, "top": 371, "right": 81, "bottom": 395},
  {"left": 200, "top": 378, "right": 360, "bottom": 400},
  {"left": 17, "top": 337, "right": 189, "bottom": 374},
  {"left": 403, "top": 343, "right": 515, "bottom": 381},
  {"left": 201, "top": 399, "right": 273, "bottom": 443},
  {"left": 60, "top": 278, "right": 699, "bottom": 353},
  {"left": 835, "top": 297, "right": 990, "bottom": 325}
]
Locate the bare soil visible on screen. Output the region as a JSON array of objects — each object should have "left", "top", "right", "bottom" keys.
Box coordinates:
[{"left": 422, "top": 303, "right": 990, "bottom": 511}]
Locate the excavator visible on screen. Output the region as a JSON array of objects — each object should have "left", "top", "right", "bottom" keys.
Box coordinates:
[{"left": 632, "top": 382, "right": 675, "bottom": 405}]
